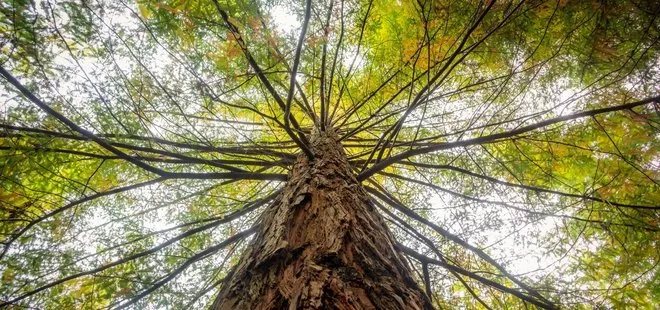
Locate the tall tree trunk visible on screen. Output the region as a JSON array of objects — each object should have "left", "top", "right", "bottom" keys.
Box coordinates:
[{"left": 212, "top": 130, "right": 433, "bottom": 309}]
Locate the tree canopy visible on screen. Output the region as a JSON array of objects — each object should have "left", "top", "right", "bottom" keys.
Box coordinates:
[{"left": 1, "top": 0, "right": 659, "bottom": 308}]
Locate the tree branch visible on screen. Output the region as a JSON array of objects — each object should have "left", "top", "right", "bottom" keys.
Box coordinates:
[{"left": 358, "top": 96, "right": 660, "bottom": 180}]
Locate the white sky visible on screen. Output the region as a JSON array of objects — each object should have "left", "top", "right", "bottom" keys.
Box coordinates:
[{"left": 271, "top": 4, "right": 300, "bottom": 34}]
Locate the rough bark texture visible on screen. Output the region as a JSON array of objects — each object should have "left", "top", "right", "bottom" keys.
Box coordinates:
[{"left": 211, "top": 130, "right": 433, "bottom": 310}]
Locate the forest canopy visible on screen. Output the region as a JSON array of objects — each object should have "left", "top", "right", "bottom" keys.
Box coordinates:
[{"left": 1, "top": 0, "right": 659, "bottom": 308}]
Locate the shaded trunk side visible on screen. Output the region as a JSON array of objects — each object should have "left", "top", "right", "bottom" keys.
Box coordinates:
[{"left": 212, "top": 131, "right": 433, "bottom": 309}]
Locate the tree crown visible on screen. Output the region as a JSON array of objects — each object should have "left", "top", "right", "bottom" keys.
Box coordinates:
[{"left": 1, "top": 0, "right": 659, "bottom": 308}]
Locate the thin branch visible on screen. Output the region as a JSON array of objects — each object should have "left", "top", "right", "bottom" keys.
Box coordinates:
[
  {"left": 0, "top": 178, "right": 166, "bottom": 261},
  {"left": 398, "top": 244, "right": 557, "bottom": 309},
  {"left": 0, "top": 66, "right": 166, "bottom": 176},
  {"left": 285, "top": 0, "right": 313, "bottom": 133},
  {"left": 366, "top": 182, "right": 556, "bottom": 307},
  {"left": 395, "top": 161, "right": 659, "bottom": 210},
  {"left": 0, "top": 220, "right": 256, "bottom": 306},
  {"left": 358, "top": 96, "right": 660, "bottom": 180},
  {"left": 113, "top": 227, "right": 257, "bottom": 309},
  {"left": 211, "top": 1, "right": 314, "bottom": 159}
]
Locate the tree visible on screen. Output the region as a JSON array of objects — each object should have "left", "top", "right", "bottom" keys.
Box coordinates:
[{"left": 0, "top": 0, "right": 658, "bottom": 308}]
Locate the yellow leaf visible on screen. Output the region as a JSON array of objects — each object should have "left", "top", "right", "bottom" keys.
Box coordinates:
[
  {"left": 138, "top": 4, "right": 152, "bottom": 19},
  {"left": 2, "top": 268, "right": 14, "bottom": 284}
]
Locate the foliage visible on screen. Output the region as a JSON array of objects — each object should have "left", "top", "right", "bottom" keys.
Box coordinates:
[{"left": 1, "top": 0, "right": 659, "bottom": 308}]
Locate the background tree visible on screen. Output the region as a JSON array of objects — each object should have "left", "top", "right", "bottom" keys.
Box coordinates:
[{"left": 1, "top": 0, "right": 659, "bottom": 308}]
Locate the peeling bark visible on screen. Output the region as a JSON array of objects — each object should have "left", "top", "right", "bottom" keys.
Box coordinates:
[{"left": 212, "top": 130, "right": 433, "bottom": 310}]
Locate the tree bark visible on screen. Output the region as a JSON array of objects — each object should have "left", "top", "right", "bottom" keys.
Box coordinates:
[{"left": 212, "top": 130, "right": 433, "bottom": 310}]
